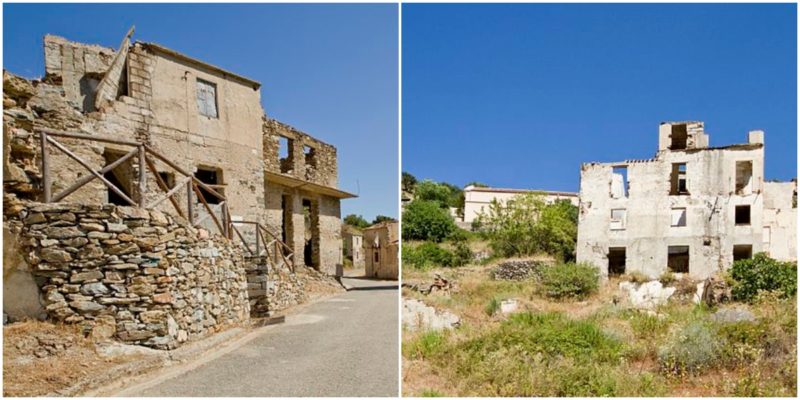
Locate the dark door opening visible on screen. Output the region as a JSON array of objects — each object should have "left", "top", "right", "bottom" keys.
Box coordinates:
[
  {"left": 733, "top": 245, "right": 753, "bottom": 261},
  {"left": 667, "top": 246, "right": 690, "bottom": 273},
  {"left": 194, "top": 167, "right": 222, "bottom": 204},
  {"left": 103, "top": 150, "right": 133, "bottom": 205},
  {"left": 608, "top": 247, "right": 626, "bottom": 275}
]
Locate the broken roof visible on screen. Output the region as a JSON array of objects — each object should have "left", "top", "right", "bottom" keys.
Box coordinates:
[{"left": 138, "top": 41, "right": 261, "bottom": 90}]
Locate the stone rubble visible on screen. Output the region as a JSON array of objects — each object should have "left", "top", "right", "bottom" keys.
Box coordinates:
[
  {"left": 491, "top": 259, "right": 548, "bottom": 281},
  {"left": 402, "top": 298, "right": 460, "bottom": 332},
  {"left": 618, "top": 280, "right": 676, "bottom": 310}
]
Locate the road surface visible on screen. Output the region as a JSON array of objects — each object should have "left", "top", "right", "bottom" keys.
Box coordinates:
[{"left": 122, "top": 277, "right": 398, "bottom": 397}]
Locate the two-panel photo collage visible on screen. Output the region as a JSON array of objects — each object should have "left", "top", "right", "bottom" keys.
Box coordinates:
[{"left": 1, "top": 0, "right": 798, "bottom": 398}]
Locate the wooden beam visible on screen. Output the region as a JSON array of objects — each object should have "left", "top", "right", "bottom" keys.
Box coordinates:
[
  {"left": 147, "top": 175, "right": 191, "bottom": 209},
  {"left": 143, "top": 154, "right": 185, "bottom": 218},
  {"left": 36, "top": 128, "right": 140, "bottom": 146},
  {"left": 191, "top": 183, "right": 225, "bottom": 235},
  {"left": 137, "top": 145, "right": 146, "bottom": 207},
  {"left": 53, "top": 147, "right": 138, "bottom": 202},
  {"left": 40, "top": 131, "right": 51, "bottom": 202},
  {"left": 46, "top": 136, "right": 136, "bottom": 206}
]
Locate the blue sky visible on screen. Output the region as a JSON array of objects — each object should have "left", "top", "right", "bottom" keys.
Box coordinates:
[
  {"left": 4, "top": 3, "right": 398, "bottom": 221},
  {"left": 403, "top": 3, "right": 797, "bottom": 190}
]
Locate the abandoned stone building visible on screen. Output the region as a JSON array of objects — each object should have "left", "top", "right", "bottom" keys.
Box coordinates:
[
  {"left": 576, "top": 121, "right": 797, "bottom": 279},
  {"left": 3, "top": 29, "right": 351, "bottom": 348},
  {"left": 363, "top": 221, "right": 399, "bottom": 279},
  {"left": 342, "top": 224, "right": 365, "bottom": 269},
  {"left": 462, "top": 185, "right": 579, "bottom": 225}
]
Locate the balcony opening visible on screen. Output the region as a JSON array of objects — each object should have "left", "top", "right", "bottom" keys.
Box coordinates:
[
  {"left": 670, "top": 163, "right": 688, "bottom": 195},
  {"left": 735, "top": 161, "right": 753, "bottom": 195},
  {"left": 667, "top": 245, "right": 690, "bottom": 273},
  {"left": 607, "top": 247, "right": 626, "bottom": 275},
  {"left": 733, "top": 244, "right": 753, "bottom": 261},
  {"left": 735, "top": 205, "right": 751, "bottom": 225}
]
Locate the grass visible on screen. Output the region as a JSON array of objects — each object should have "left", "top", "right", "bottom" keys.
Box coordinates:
[{"left": 402, "top": 263, "right": 798, "bottom": 397}]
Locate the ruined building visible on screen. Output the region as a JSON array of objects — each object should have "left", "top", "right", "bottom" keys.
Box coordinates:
[
  {"left": 462, "top": 185, "right": 578, "bottom": 225},
  {"left": 577, "top": 121, "right": 797, "bottom": 279},
  {"left": 363, "top": 221, "right": 399, "bottom": 279},
  {"left": 3, "top": 29, "right": 351, "bottom": 348}
]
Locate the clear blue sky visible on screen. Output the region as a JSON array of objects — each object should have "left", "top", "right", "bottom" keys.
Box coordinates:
[
  {"left": 4, "top": 3, "right": 398, "bottom": 221},
  {"left": 403, "top": 3, "right": 797, "bottom": 190}
]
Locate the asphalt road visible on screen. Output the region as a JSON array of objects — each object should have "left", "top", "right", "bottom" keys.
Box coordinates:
[{"left": 126, "top": 277, "right": 399, "bottom": 397}]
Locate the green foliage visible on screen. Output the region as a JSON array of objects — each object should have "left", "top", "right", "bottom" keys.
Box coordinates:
[
  {"left": 414, "top": 180, "right": 453, "bottom": 207},
  {"left": 372, "top": 215, "right": 397, "bottom": 225},
  {"left": 730, "top": 253, "right": 797, "bottom": 302},
  {"left": 658, "top": 320, "right": 723, "bottom": 375},
  {"left": 478, "top": 193, "right": 578, "bottom": 261},
  {"left": 485, "top": 297, "right": 500, "bottom": 316},
  {"left": 402, "top": 200, "right": 456, "bottom": 242},
  {"left": 419, "top": 389, "right": 445, "bottom": 397},
  {"left": 451, "top": 240, "right": 473, "bottom": 267},
  {"left": 465, "top": 181, "right": 489, "bottom": 188},
  {"left": 539, "top": 262, "right": 600, "bottom": 300},
  {"left": 402, "top": 171, "right": 418, "bottom": 193},
  {"left": 403, "top": 242, "right": 455, "bottom": 269},
  {"left": 629, "top": 313, "right": 670, "bottom": 341},
  {"left": 343, "top": 214, "right": 370, "bottom": 229},
  {"left": 404, "top": 330, "right": 447, "bottom": 360}
]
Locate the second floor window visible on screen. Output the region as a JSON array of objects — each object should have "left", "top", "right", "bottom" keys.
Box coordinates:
[{"left": 196, "top": 79, "right": 218, "bottom": 118}]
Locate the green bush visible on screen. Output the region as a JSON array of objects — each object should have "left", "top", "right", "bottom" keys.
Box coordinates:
[
  {"left": 403, "top": 242, "right": 455, "bottom": 269},
  {"left": 451, "top": 240, "right": 473, "bottom": 267},
  {"left": 658, "top": 320, "right": 723, "bottom": 375},
  {"left": 485, "top": 297, "right": 500, "bottom": 316},
  {"left": 477, "top": 194, "right": 578, "bottom": 261},
  {"left": 402, "top": 200, "right": 456, "bottom": 242},
  {"left": 539, "top": 262, "right": 600, "bottom": 300},
  {"left": 730, "top": 253, "right": 797, "bottom": 302},
  {"left": 404, "top": 330, "right": 447, "bottom": 360}
]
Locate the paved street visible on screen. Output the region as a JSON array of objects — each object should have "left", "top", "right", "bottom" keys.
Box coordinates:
[{"left": 123, "top": 277, "right": 398, "bottom": 397}]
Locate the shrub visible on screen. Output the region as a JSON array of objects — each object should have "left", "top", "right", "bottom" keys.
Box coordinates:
[
  {"left": 730, "top": 253, "right": 797, "bottom": 302},
  {"left": 404, "top": 330, "right": 447, "bottom": 360},
  {"left": 477, "top": 194, "right": 578, "bottom": 261},
  {"left": 403, "top": 242, "right": 454, "bottom": 269},
  {"left": 658, "top": 319, "right": 723, "bottom": 375},
  {"left": 402, "top": 200, "right": 456, "bottom": 242},
  {"left": 658, "top": 271, "right": 676, "bottom": 286},
  {"left": 629, "top": 313, "right": 670, "bottom": 340},
  {"left": 485, "top": 297, "right": 500, "bottom": 316},
  {"left": 451, "top": 240, "right": 473, "bottom": 267},
  {"left": 539, "top": 262, "right": 599, "bottom": 300}
]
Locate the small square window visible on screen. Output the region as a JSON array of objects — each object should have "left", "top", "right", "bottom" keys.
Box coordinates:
[
  {"left": 610, "top": 209, "right": 626, "bottom": 230},
  {"left": 671, "top": 208, "right": 687, "bottom": 227},
  {"left": 733, "top": 245, "right": 752, "bottom": 261},
  {"left": 196, "top": 79, "right": 218, "bottom": 118},
  {"left": 735, "top": 205, "right": 751, "bottom": 225}
]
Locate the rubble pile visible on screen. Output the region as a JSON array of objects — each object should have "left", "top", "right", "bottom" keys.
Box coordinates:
[
  {"left": 402, "top": 299, "right": 460, "bottom": 332},
  {"left": 491, "top": 259, "right": 548, "bottom": 281},
  {"left": 402, "top": 273, "right": 455, "bottom": 295}
]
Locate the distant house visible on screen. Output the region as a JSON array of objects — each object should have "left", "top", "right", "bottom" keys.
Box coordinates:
[
  {"left": 363, "top": 221, "right": 399, "bottom": 279},
  {"left": 462, "top": 185, "right": 579, "bottom": 224},
  {"left": 342, "top": 224, "right": 365, "bottom": 269}
]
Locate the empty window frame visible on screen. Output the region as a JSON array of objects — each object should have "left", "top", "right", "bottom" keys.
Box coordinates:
[
  {"left": 611, "top": 166, "right": 628, "bottom": 198},
  {"left": 194, "top": 166, "right": 223, "bottom": 205},
  {"left": 735, "top": 161, "right": 753, "bottom": 194},
  {"left": 670, "top": 163, "right": 689, "bottom": 195},
  {"left": 607, "top": 247, "right": 626, "bottom": 275},
  {"left": 374, "top": 251, "right": 380, "bottom": 263},
  {"left": 303, "top": 145, "right": 317, "bottom": 168},
  {"left": 610, "top": 209, "right": 627, "bottom": 230},
  {"left": 278, "top": 136, "right": 294, "bottom": 173},
  {"left": 735, "top": 205, "right": 751, "bottom": 225},
  {"left": 667, "top": 245, "right": 690, "bottom": 273},
  {"left": 733, "top": 244, "right": 753, "bottom": 261},
  {"left": 671, "top": 207, "right": 687, "bottom": 227},
  {"left": 196, "top": 79, "right": 218, "bottom": 118},
  {"left": 670, "top": 124, "right": 688, "bottom": 150}
]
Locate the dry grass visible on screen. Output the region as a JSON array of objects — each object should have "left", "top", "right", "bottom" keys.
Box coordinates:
[
  {"left": 2, "top": 320, "right": 148, "bottom": 397},
  {"left": 402, "top": 264, "right": 797, "bottom": 397}
]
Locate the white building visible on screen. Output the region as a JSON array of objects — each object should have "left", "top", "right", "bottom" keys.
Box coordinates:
[{"left": 462, "top": 186, "right": 579, "bottom": 224}]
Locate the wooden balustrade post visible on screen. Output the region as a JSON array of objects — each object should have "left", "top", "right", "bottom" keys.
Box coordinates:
[
  {"left": 255, "top": 225, "right": 261, "bottom": 256},
  {"left": 137, "top": 145, "right": 146, "bottom": 207},
  {"left": 40, "top": 131, "right": 51, "bottom": 202},
  {"left": 187, "top": 181, "right": 194, "bottom": 224}
]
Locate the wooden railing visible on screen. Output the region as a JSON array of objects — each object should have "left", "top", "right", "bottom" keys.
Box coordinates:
[
  {"left": 229, "top": 221, "right": 295, "bottom": 272},
  {"left": 38, "top": 128, "right": 233, "bottom": 238}
]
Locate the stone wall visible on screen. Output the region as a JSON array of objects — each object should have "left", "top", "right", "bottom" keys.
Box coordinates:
[
  {"left": 263, "top": 118, "right": 338, "bottom": 188},
  {"left": 3, "top": 199, "right": 249, "bottom": 349}
]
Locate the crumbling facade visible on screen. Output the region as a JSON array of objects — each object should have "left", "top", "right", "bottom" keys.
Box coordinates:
[
  {"left": 342, "top": 224, "right": 365, "bottom": 269},
  {"left": 363, "top": 221, "right": 399, "bottom": 279},
  {"left": 3, "top": 30, "right": 350, "bottom": 346},
  {"left": 577, "top": 121, "right": 797, "bottom": 279},
  {"left": 462, "top": 185, "right": 579, "bottom": 224}
]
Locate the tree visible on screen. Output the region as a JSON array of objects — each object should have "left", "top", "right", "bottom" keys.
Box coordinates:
[
  {"left": 414, "top": 180, "right": 452, "bottom": 208},
  {"left": 373, "top": 215, "right": 397, "bottom": 224},
  {"left": 402, "top": 172, "right": 417, "bottom": 193},
  {"left": 402, "top": 200, "right": 456, "bottom": 242},
  {"left": 465, "top": 181, "right": 489, "bottom": 188},
  {"left": 477, "top": 193, "right": 578, "bottom": 261},
  {"left": 343, "top": 214, "right": 370, "bottom": 229}
]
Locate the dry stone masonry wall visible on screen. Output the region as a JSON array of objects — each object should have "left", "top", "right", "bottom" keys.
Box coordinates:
[{"left": 4, "top": 200, "right": 250, "bottom": 349}]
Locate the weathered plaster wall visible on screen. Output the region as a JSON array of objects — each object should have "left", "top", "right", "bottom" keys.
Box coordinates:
[
  {"left": 364, "top": 222, "right": 399, "bottom": 279},
  {"left": 576, "top": 126, "right": 788, "bottom": 280},
  {"left": 763, "top": 181, "right": 797, "bottom": 261}
]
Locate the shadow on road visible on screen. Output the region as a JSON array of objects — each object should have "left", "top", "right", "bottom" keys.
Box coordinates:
[{"left": 346, "top": 285, "right": 398, "bottom": 291}]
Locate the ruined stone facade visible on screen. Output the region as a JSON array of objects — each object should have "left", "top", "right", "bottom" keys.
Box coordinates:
[
  {"left": 462, "top": 185, "right": 579, "bottom": 224},
  {"left": 3, "top": 30, "right": 350, "bottom": 345},
  {"left": 364, "top": 221, "right": 399, "bottom": 279},
  {"left": 577, "top": 121, "right": 797, "bottom": 279},
  {"left": 342, "top": 224, "right": 365, "bottom": 269}
]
